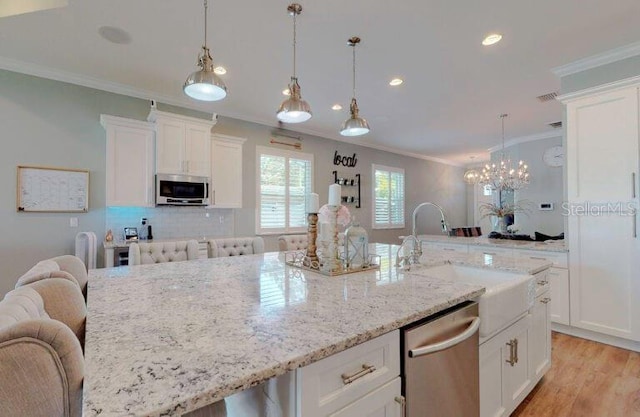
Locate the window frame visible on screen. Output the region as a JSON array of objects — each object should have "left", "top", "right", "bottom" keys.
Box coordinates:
[
  {"left": 255, "top": 146, "right": 314, "bottom": 235},
  {"left": 371, "top": 163, "right": 406, "bottom": 230}
]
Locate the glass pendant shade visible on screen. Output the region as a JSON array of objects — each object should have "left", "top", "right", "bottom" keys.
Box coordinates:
[
  {"left": 277, "top": 77, "right": 312, "bottom": 123},
  {"left": 463, "top": 168, "right": 480, "bottom": 184},
  {"left": 183, "top": 1, "right": 227, "bottom": 102}
]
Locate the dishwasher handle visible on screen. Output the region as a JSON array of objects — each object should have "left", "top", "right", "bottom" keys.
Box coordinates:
[{"left": 408, "top": 317, "right": 480, "bottom": 358}]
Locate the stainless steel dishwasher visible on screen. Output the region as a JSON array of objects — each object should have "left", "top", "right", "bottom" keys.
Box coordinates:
[{"left": 402, "top": 301, "right": 480, "bottom": 417}]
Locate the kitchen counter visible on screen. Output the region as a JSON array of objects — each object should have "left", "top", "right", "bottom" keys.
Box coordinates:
[
  {"left": 83, "top": 243, "right": 553, "bottom": 417},
  {"left": 416, "top": 234, "right": 568, "bottom": 252}
]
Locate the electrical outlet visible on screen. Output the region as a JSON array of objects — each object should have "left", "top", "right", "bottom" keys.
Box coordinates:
[
  {"left": 219, "top": 216, "right": 224, "bottom": 224},
  {"left": 69, "top": 217, "right": 78, "bottom": 228}
]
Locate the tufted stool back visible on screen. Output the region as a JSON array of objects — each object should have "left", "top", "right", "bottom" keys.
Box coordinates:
[
  {"left": 278, "top": 234, "right": 308, "bottom": 251},
  {"left": 15, "top": 255, "right": 88, "bottom": 300},
  {"left": 0, "top": 286, "right": 84, "bottom": 417},
  {"left": 208, "top": 237, "right": 265, "bottom": 258},
  {"left": 128, "top": 240, "right": 199, "bottom": 265}
]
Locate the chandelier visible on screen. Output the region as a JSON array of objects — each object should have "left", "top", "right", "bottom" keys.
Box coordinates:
[{"left": 477, "top": 114, "right": 530, "bottom": 191}]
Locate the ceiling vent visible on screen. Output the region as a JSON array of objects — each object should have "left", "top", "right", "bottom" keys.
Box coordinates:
[
  {"left": 548, "top": 121, "right": 562, "bottom": 128},
  {"left": 537, "top": 92, "right": 558, "bottom": 102}
]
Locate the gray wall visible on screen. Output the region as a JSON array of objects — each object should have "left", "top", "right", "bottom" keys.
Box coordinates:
[
  {"left": 0, "top": 69, "right": 466, "bottom": 296},
  {"left": 560, "top": 55, "right": 640, "bottom": 94},
  {"left": 493, "top": 136, "right": 564, "bottom": 236}
]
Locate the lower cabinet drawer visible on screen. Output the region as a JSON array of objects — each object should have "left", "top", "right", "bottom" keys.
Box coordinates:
[
  {"left": 330, "top": 377, "right": 402, "bottom": 417},
  {"left": 517, "top": 250, "right": 568, "bottom": 269},
  {"left": 297, "top": 330, "right": 400, "bottom": 417}
]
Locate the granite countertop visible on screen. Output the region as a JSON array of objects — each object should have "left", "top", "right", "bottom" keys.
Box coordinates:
[
  {"left": 84, "top": 244, "right": 488, "bottom": 417},
  {"left": 417, "top": 234, "right": 569, "bottom": 253}
]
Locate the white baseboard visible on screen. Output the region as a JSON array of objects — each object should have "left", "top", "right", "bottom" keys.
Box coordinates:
[{"left": 551, "top": 323, "right": 640, "bottom": 352}]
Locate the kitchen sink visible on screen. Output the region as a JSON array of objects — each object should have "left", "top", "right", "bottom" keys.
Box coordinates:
[{"left": 410, "top": 264, "right": 535, "bottom": 338}]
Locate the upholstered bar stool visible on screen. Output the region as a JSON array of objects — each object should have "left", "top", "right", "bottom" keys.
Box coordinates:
[
  {"left": 207, "top": 237, "right": 265, "bottom": 258},
  {"left": 128, "top": 240, "right": 200, "bottom": 265},
  {"left": 278, "top": 234, "right": 308, "bottom": 251},
  {"left": 15, "top": 255, "right": 89, "bottom": 300}
]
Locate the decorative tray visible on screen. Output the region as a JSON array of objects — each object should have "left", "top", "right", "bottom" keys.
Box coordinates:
[{"left": 284, "top": 251, "right": 381, "bottom": 277}]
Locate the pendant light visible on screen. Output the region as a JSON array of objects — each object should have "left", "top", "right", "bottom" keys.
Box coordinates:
[
  {"left": 183, "top": 0, "right": 227, "bottom": 102},
  {"left": 478, "top": 114, "right": 531, "bottom": 190},
  {"left": 340, "top": 37, "right": 369, "bottom": 137},
  {"left": 277, "top": 3, "right": 312, "bottom": 123}
]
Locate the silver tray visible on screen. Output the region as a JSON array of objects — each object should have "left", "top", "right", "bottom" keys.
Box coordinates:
[{"left": 284, "top": 251, "right": 381, "bottom": 277}]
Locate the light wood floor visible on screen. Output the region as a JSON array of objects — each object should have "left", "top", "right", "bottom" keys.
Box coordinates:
[{"left": 512, "top": 332, "right": 640, "bottom": 417}]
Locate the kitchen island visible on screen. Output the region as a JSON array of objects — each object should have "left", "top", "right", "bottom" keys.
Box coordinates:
[{"left": 83, "top": 244, "right": 549, "bottom": 417}]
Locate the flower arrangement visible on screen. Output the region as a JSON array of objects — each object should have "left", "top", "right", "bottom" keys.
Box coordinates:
[
  {"left": 479, "top": 201, "right": 530, "bottom": 219},
  {"left": 318, "top": 204, "right": 351, "bottom": 226}
]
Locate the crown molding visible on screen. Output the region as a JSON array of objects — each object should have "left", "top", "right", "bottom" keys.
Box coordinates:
[
  {"left": 551, "top": 41, "right": 640, "bottom": 78},
  {"left": 556, "top": 74, "right": 640, "bottom": 103},
  {"left": 487, "top": 130, "right": 562, "bottom": 153},
  {"left": 0, "top": 56, "right": 463, "bottom": 168}
]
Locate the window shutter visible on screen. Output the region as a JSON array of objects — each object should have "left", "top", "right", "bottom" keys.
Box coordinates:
[{"left": 373, "top": 165, "right": 405, "bottom": 229}]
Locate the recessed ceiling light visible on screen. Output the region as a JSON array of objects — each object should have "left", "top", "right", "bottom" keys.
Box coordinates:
[
  {"left": 213, "top": 66, "right": 227, "bottom": 75},
  {"left": 389, "top": 78, "right": 403, "bottom": 86},
  {"left": 332, "top": 104, "right": 342, "bottom": 110},
  {"left": 282, "top": 88, "right": 291, "bottom": 96},
  {"left": 98, "top": 26, "right": 132, "bottom": 45},
  {"left": 482, "top": 33, "right": 502, "bottom": 46}
]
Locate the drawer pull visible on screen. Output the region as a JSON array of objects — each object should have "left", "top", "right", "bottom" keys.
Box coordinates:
[
  {"left": 443, "top": 248, "right": 455, "bottom": 251},
  {"left": 541, "top": 297, "right": 551, "bottom": 304},
  {"left": 529, "top": 256, "right": 548, "bottom": 261},
  {"left": 537, "top": 280, "right": 548, "bottom": 286},
  {"left": 341, "top": 364, "right": 376, "bottom": 384},
  {"left": 506, "top": 338, "right": 519, "bottom": 366}
]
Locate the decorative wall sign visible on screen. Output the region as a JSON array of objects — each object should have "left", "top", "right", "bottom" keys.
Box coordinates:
[{"left": 333, "top": 151, "right": 357, "bottom": 167}]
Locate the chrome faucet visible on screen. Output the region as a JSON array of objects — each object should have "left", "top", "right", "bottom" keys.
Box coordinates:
[{"left": 396, "top": 202, "right": 450, "bottom": 268}]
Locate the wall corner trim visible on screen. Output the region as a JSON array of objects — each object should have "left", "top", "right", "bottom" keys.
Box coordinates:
[{"left": 551, "top": 40, "right": 640, "bottom": 78}]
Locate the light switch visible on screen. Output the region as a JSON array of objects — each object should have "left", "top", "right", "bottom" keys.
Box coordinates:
[{"left": 70, "top": 217, "right": 78, "bottom": 227}]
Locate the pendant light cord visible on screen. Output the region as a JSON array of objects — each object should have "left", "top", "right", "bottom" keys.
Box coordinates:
[
  {"left": 203, "top": 0, "right": 208, "bottom": 48},
  {"left": 500, "top": 113, "right": 507, "bottom": 159},
  {"left": 292, "top": 10, "right": 297, "bottom": 78},
  {"left": 352, "top": 43, "right": 356, "bottom": 99}
]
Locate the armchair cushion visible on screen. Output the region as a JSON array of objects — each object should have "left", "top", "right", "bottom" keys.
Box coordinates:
[{"left": 208, "top": 237, "right": 265, "bottom": 258}]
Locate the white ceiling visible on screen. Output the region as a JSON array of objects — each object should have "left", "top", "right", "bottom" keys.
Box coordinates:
[{"left": 1, "top": 0, "right": 640, "bottom": 165}]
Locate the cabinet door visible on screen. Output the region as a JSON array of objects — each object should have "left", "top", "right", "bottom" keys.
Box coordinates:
[
  {"left": 479, "top": 341, "right": 507, "bottom": 417},
  {"left": 156, "top": 118, "right": 185, "bottom": 174},
  {"left": 548, "top": 267, "right": 569, "bottom": 325},
  {"left": 330, "top": 378, "right": 402, "bottom": 417},
  {"left": 501, "top": 319, "right": 531, "bottom": 414},
  {"left": 566, "top": 86, "right": 639, "bottom": 203},
  {"left": 211, "top": 138, "right": 243, "bottom": 208},
  {"left": 185, "top": 123, "right": 211, "bottom": 176},
  {"left": 103, "top": 116, "right": 155, "bottom": 207},
  {"left": 569, "top": 212, "right": 640, "bottom": 340},
  {"left": 530, "top": 293, "right": 551, "bottom": 382}
]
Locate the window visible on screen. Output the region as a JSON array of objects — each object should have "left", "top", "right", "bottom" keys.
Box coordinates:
[
  {"left": 372, "top": 164, "right": 405, "bottom": 229},
  {"left": 256, "top": 146, "right": 313, "bottom": 234}
]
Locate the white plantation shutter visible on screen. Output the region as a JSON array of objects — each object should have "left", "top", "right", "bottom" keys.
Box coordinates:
[
  {"left": 257, "top": 147, "right": 313, "bottom": 234},
  {"left": 373, "top": 164, "right": 405, "bottom": 229}
]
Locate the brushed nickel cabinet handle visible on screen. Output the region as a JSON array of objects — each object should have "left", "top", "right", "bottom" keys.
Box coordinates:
[
  {"left": 514, "top": 338, "right": 519, "bottom": 364},
  {"left": 634, "top": 210, "right": 637, "bottom": 239},
  {"left": 341, "top": 364, "right": 376, "bottom": 384},
  {"left": 395, "top": 396, "right": 406, "bottom": 417},
  {"left": 506, "top": 339, "right": 516, "bottom": 366},
  {"left": 633, "top": 172, "right": 637, "bottom": 199},
  {"left": 529, "top": 256, "right": 548, "bottom": 261},
  {"left": 537, "top": 280, "right": 548, "bottom": 286},
  {"left": 540, "top": 297, "right": 551, "bottom": 304}
]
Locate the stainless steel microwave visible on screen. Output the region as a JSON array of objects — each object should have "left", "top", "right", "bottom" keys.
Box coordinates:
[{"left": 156, "top": 174, "right": 209, "bottom": 206}]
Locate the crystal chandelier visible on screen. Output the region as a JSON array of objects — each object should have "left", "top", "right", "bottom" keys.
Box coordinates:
[{"left": 478, "top": 114, "right": 530, "bottom": 191}]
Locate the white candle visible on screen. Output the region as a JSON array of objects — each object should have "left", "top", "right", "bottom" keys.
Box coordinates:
[
  {"left": 328, "top": 184, "right": 341, "bottom": 206},
  {"left": 308, "top": 193, "right": 319, "bottom": 213}
]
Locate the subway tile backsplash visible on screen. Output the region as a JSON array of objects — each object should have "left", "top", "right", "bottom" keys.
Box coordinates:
[{"left": 106, "top": 206, "right": 234, "bottom": 241}]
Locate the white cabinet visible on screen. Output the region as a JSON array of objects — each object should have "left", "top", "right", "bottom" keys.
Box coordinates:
[
  {"left": 148, "top": 110, "right": 215, "bottom": 177},
  {"left": 530, "top": 293, "right": 551, "bottom": 382},
  {"left": 564, "top": 85, "right": 640, "bottom": 342},
  {"left": 422, "top": 241, "right": 469, "bottom": 254},
  {"left": 548, "top": 267, "right": 569, "bottom": 325},
  {"left": 479, "top": 314, "right": 532, "bottom": 417},
  {"left": 101, "top": 115, "right": 155, "bottom": 207},
  {"left": 210, "top": 134, "right": 246, "bottom": 208},
  {"left": 468, "top": 245, "right": 513, "bottom": 256},
  {"left": 296, "top": 330, "right": 400, "bottom": 417},
  {"left": 331, "top": 378, "right": 402, "bottom": 417}
]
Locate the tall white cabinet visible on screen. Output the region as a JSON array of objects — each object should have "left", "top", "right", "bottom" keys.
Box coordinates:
[
  {"left": 100, "top": 115, "right": 155, "bottom": 207},
  {"left": 148, "top": 110, "right": 215, "bottom": 177},
  {"left": 210, "top": 134, "right": 246, "bottom": 208},
  {"left": 563, "top": 85, "right": 640, "bottom": 342}
]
